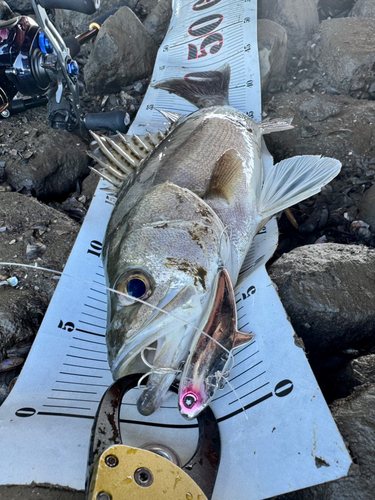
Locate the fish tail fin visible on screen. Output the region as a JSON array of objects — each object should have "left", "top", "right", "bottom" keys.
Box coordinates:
[
  {"left": 154, "top": 63, "right": 231, "bottom": 108},
  {"left": 258, "top": 155, "right": 341, "bottom": 219}
]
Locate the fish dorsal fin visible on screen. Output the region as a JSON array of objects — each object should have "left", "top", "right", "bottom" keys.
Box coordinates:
[
  {"left": 155, "top": 108, "right": 183, "bottom": 124},
  {"left": 260, "top": 117, "right": 294, "bottom": 135},
  {"left": 206, "top": 149, "right": 243, "bottom": 204},
  {"left": 258, "top": 155, "right": 341, "bottom": 220},
  {"left": 154, "top": 63, "right": 231, "bottom": 108},
  {"left": 87, "top": 129, "right": 169, "bottom": 192}
]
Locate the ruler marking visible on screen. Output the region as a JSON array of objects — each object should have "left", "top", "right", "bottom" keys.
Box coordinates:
[
  {"left": 89, "top": 287, "right": 106, "bottom": 296},
  {"left": 70, "top": 346, "right": 106, "bottom": 354},
  {"left": 55, "top": 380, "right": 108, "bottom": 387},
  {"left": 66, "top": 354, "right": 108, "bottom": 363},
  {"left": 233, "top": 340, "right": 255, "bottom": 356},
  {"left": 87, "top": 296, "right": 106, "bottom": 304},
  {"left": 84, "top": 304, "right": 107, "bottom": 313},
  {"left": 75, "top": 329, "right": 105, "bottom": 338},
  {"left": 238, "top": 321, "right": 249, "bottom": 330},
  {"left": 95, "top": 273, "right": 105, "bottom": 278},
  {"left": 212, "top": 371, "right": 266, "bottom": 402},
  {"left": 77, "top": 321, "right": 106, "bottom": 329},
  {"left": 92, "top": 280, "right": 105, "bottom": 286},
  {"left": 72, "top": 337, "right": 105, "bottom": 346},
  {"left": 42, "top": 405, "right": 92, "bottom": 410},
  {"left": 63, "top": 363, "right": 110, "bottom": 372},
  {"left": 229, "top": 361, "right": 263, "bottom": 383},
  {"left": 238, "top": 314, "right": 246, "bottom": 321},
  {"left": 59, "top": 372, "right": 103, "bottom": 379},
  {"left": 234, "top": 350, "right": 259, "bottom": 368},
  {"left": 217, "top": 393, "right": 274, "bottom": 423},
  {"left": 47, "top": 397, "right": 100, "bottom": 403},
  {"left": 52, "top": 389, "right": 98, "bottom": 394},
  {"left": 81, "top": 313, "right": 106, "bottom": 321},
  {"left": 229, "top": 382, "right": 270, "bottom": 405}
]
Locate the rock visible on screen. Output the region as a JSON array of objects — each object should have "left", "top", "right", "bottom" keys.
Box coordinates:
[
  {"left": 84, "top": 6, "right": 158, "bottom": 95},
  {"left": 81, "top": 171, "right": 100, "bottom": 202},
  {"left": 299, "top": 97, "right": 341, "bottom": 122},
  {"left": 143, "top": 0, "right": 172, "bottom": 45},
  {"left": 318, "top": 0, "right": 355, "bottom": 19},
  {"left": 257, "top": 19, "right": 288, "bottom": 95},
  {"left": 0, "top": 191, "right": 79, "bottom": 363},
  {"left": 268, "top": 244, "right": 375, "bottom": 353},
  {"left": 350, "top": 0, "right": 375, "bottom": 18},
  {"left": 3, "top": 108, "right": 89, "bottom": 200},
  {"left": 263, "top": 92, "right": 375, "bottom": 200},
  {"left": 54, "top": 0, "right": 139, "bottom": 37},
  {"left": 259, "top": 0, "right": 319, "bottom": 57},
  {"left": 273, "top": 383, "right": 375, "bottom": 500},
  {"left": 135, "top": 0, "right": 160, "bottom": 19},
  {"left": 318, "top": 18, "right": 375, "bottom": 96},
  {"left": 0, "top": 0, "right": 14, "bottom": 20},
  {"left": 358, "top": 184, "right": 375, "bottom": 231},
  {"left": 5, "top": 0, "right": 32, "bottom": 14}
]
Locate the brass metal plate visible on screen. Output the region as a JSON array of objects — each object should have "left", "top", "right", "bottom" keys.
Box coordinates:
[{"left": 88, "top": 444, "right": 208, "bottom": 500}]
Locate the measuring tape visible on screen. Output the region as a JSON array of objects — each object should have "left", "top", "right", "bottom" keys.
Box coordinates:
[{"left": 0, "top": 1, "right": 350, "bottom": 498}]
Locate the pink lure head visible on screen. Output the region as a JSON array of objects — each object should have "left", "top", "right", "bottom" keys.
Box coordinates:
[{"left": 179, "top": 386, "right": 206, "bottom": 419}]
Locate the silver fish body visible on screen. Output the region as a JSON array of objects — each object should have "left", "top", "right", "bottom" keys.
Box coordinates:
[{"left": 99, "top": 66, "right": 341, "bottom": 416}]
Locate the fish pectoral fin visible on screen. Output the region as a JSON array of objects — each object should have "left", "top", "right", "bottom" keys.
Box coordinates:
[
  {"left": 154, "top": 63, "right": 230, "bottom": 108},
  {"left": 233, "top": 331, "right": 254, "bottom": 349},
  {"left": 258, "top": 155, "right": 341, "bottom": 219},
  {"left": 259, "top": 117, "right": 294, "bottom": 135},
  {"left": 206, "top": 149, "right": 244, "bottom": 204}
]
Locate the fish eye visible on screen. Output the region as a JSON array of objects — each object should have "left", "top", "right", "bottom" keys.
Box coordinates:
[{"left": 115, "top": 270, "right": 153, "bottom": 306}]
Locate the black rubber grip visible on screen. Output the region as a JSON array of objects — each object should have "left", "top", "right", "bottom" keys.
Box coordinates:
[
  {"left": 63, "top": 35, "right": 82, "bottom": 58},
  {"left": 39, "top": 0, "right": 99, "bottom": 14},
  {"left": 91, "top": 2, "right": 130, "bottom": 25},
  {"left": 84, "top": 110, "right": 128, "bottom": 132}
]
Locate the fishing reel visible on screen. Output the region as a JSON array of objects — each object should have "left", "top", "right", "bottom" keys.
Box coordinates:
[{"left": 0, "top": 0, "right": 129, "bottom": 132}]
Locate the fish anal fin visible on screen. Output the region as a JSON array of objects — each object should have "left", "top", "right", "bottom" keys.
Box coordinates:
[
  {"left": 258, "top": 155, "right": 342, "bottom": 220},
  {"left": 233, "top": 331, "right": 254, "bottom": 349},
  {"left": 206, "top": 149, "right": 244, "bottom": 204},
  {"left": 260, "top": 117, "right": 294, "bottom": 135},
  {"left": 154, "top": 63, "right": 231, "bottom": 108}
]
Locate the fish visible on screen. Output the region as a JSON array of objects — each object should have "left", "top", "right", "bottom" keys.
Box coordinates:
[{"left": 90, "top": 63, "right": 341, "bottom": 417}]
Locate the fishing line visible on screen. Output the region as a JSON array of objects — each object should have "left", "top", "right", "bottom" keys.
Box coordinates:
[{"left": 0, "top": 261, "right": 236, "bottom": 363}]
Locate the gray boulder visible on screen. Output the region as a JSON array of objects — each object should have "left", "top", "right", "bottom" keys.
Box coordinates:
[
  {"left": 54, "top": 0, "right": 138, "bottom": 36},
  {"left": 143, "top": 0, "right": 172, "bottom": 45},
  {"left": 0, "top": 0, "right": 13, "bottom": 20},
  {"left": 3, "top": 109, "right": 89, "bottom": 199},
  {"left": 5, "top": 0, "right": 32, "bottom": 14},
  {"left": 257, "top": 19, "right": 288, "bottom": 95},
  {"left": 269, "top": 244, "right": 375, "bottom": 353},
  {"left": 263, "top": 92, "right": 375, "bottom": 193},
  {"left": 318, "top": 0, "right": 355, "bottom": 18},
  {"left": 259, "top": 0, "right": 319, "bottom": 57},
  {"left": 358, "top": 184, "right": 375, "bottom": 232},
  {"left": 350, "top": 0, "right": 375, "bottom": 18},
  {"left": 84, "top": 6, "right": 158, "bottom": 94},
  {"left": 318, "top": 18, "right": 375, "bottom": 97}
]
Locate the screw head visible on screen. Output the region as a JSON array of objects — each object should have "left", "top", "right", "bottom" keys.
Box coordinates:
[
  {"left": 134, "top": 467, "right": 154, "bottom": 487},
  {"left": 97, "top": 492, "right": 111, "bottom": 500},
  {"left": 105, "top": 455, "right": 119, "bottom": 468}
]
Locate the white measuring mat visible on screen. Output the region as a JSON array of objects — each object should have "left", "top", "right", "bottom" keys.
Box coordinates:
[{"left": 0, "top": 1, "right": 351, "bottom": 498}]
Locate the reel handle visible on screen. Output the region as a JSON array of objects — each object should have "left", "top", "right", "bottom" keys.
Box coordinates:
[
  {"left": 38, "top": 0, "right": 99, "bottom": 14},
  {"left": 84, "top": 110, "right": 129, "bottom": 133}
]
